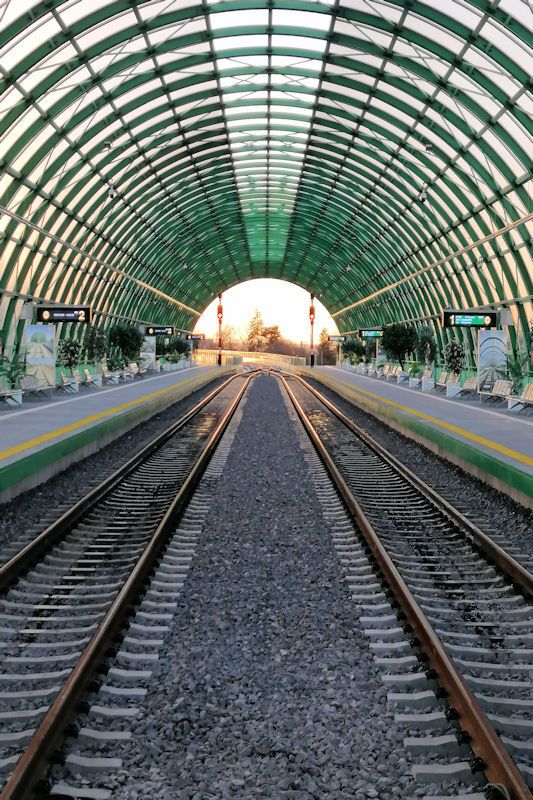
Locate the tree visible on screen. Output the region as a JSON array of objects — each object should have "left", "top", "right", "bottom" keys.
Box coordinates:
[
  {"left": 84, "top": 326, "right": 107, "bottom": 365},
  {"left": 262, "top": 325, "right": 282, "bottom": 351},
  {"left": 443, "top": 340, "right": 465, "bottom": 377},
  {"left": 318, "top": 328, "right": 335, "bottom": 365},
  {"left": 221, "top": 324, "right": 237, "bottom": 350},
  {"left": 318, "top": 328, "right": 330, "bottom": 351},
  {"left": 246, "top": 310, "right": 265, "bottom": 351},
  {"left": 416, "top": 325, "right": 437, "bottom": 369},
  {"left": 57, "top": 338, "right": 82, "bottom": 373},
  {"left": 381, "top": 323, "right": 417, "bottom": 369},
  {"left": 108, "top": 323, "right": 144, "bottom": 363}
]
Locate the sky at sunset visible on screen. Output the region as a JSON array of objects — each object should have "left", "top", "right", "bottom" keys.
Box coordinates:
[{"left": 194, "top": 279, "right": 339, "bottom": 344}]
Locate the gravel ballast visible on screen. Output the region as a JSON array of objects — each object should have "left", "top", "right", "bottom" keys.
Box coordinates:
[{"left": 106, "top": 373, "right": 412, "bottom": 800}]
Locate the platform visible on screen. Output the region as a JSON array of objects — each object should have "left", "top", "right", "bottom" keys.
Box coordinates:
[
  {"left": 302, "top": 366, "right": 533, "bottom": 509},
  {"left": 0, "top": 366, "right": 231, "bottom": 502}
]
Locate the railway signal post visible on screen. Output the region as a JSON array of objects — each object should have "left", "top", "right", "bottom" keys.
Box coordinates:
[
  {"left": 309, "top": 293, "right": 315, "bottom": 367},
  {"left": 217, "top": 294, "right": 223, "bottom": 366}
]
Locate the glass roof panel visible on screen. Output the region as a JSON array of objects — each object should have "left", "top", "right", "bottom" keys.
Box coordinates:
[{"left": 0, "top": 0, "right": 529, "bottom": 342}]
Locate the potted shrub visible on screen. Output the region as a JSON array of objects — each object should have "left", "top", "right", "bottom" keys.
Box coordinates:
[
  {"left": 444, "top": 340, "right": 465, "bottom": 379},
  {"left": 506, "top": 352, "right": 528, "bottom": 396},
  {"left": 416, "top": 326, "right": 437, "bottom": 372},
  {"left": 408, "top": 361, "right": 421, "bottom": 387},
  {"left": 442, "top": 340, "right": 465, "bottom": 396},
  {"left": 57, "top": 337, "right": 82, "bottom": 385},
  {"left": 342, "top": 338, "right": 365, "bottom": 367},
  {"left": 107, "top": 352, "right": 126, "bottom": 371},
  {"left": 0, "top": 351, "right": 25, "bottom": 404}
]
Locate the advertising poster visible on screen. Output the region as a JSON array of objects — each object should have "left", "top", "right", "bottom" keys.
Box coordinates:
[
  {"left": 24, "top": 323, "right": 56, "bottom": 386},
  {"left": 141, "top": 336, "right": 156, "bottom": 370},
  {"left": 477, "top": 329, "right": 507, "bottom": 392}
]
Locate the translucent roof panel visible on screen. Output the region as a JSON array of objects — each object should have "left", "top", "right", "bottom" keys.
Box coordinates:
[{"left": 0, "top": 0, "right": 530, "bottom": 345}]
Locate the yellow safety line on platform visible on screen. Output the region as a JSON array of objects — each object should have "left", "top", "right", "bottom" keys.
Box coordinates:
[
  {"left": 0, "top": 372, "right": 215, "bottom": 462},
  {"left": 315, "top": 373, "right": 533, "bottom": 469}
]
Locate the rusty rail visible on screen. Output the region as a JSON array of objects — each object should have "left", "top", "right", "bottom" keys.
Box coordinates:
[
  {"left": 0, "top": 373, "right": 253, "bottom": 800},
  {"left": 0, "top": 372, "right": 244, "bottom": 594},
  {"left": 295, "top": 374, "right": 533, "bottom": 598},
  {"left": 280, "top": 374, "right": 531, "bottom": 800}
]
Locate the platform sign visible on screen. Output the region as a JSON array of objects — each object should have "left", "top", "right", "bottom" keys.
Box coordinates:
[
  {"left": 442, "top": 310, "right": 497, "bottom": 329},
  {"left": 329, "top": 335, "right": 346, "bottom": 342},
  {"left": 36, "top": 305, "right": 92, "bottom": 324},
  {"left": 359, "top": 329, "right": 382, "bottom": 338},
  {"left": 145, "top": 325, "right": 175, "bottom": 336},
  {"left": 186, "top": 333, "right": 205, "bottom": 340}
]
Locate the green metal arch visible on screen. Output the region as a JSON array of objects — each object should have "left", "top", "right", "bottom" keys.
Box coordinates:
[{"left": 0, "top": 0, "right": 530, "bottom": 355}]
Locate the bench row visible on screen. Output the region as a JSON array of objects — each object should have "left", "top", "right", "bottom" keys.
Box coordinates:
[
  {"left": 0, "top": 362, "right": 148, "bottom": 407},
  {"left": 344, "top": 363, "right": 533, "bottom": 413}
]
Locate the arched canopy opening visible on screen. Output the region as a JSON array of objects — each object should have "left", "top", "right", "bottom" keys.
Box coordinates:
[{"left": 0, "top": 0, "right": 531, "bottom": 353}]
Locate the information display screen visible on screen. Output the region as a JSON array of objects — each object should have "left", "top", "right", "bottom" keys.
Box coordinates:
[
  {"left": 36, "top": 305, "right": 92, "bottom": 323},
  {"left": 328, "top": 335, "right": 346, "bottom": 342},
  {"left": 442, "top": 310, "right": 497, "bottom": 328},
  {"left": 359, "top": 329, "right": 382, "bottom": 338},
  {"left": 146, "top": 326, "right": 175, "bottom": 336},
  {"left": 186, "top": 333, "right": 205, "bottom": 340}
]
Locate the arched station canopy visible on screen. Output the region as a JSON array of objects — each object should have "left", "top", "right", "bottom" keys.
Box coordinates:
[{"left": 0, "top": 0, "right": 531, "bottom": 350}]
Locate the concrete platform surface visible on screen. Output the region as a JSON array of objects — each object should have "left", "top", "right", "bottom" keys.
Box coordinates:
[
  {"left": 0, "top": 366, "right": 226, "bottom": 501},
  {"left": 304, "top": 366, "right": 533, "bottom": 507}
]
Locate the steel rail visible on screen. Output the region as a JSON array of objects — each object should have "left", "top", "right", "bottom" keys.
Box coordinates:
[
  {"left": 0, "top": 372, "right": 254, "bottom": 800},
  {"left": 0, "top": 371, "right": 245, "bottom": 593},
  {"left": 280, "top": 373, "right": 531, "bottom": 800},
  {"left": 293, "top": 374, "right": 533, "bottom": 597}
]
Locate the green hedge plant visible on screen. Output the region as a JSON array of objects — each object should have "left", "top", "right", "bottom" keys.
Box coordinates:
[{"left": 109, "top": 323, "right": 144, "bottom": 363}]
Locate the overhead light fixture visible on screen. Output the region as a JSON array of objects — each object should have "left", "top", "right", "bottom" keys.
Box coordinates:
[
  {"left": 419, "top": 189, "right": 428, "bottom": 203},
  {"left": 425, "top": 144, "right": 432, "bottom": 151},
  {"left": 108, "top": 182, "right": 117, "bottom": 199}
]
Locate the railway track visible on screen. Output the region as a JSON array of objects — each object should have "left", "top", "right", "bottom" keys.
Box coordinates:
[
  {"left": 279, "top": 373, "right": 533, "bottom": 800},
  {"left": 0, "top": 371, "right": 255, "bottom": 800}
]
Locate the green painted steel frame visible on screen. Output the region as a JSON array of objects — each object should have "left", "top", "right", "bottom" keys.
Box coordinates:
[{"left": 0, "top": 0, "right": 530, "bottom": 355}]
